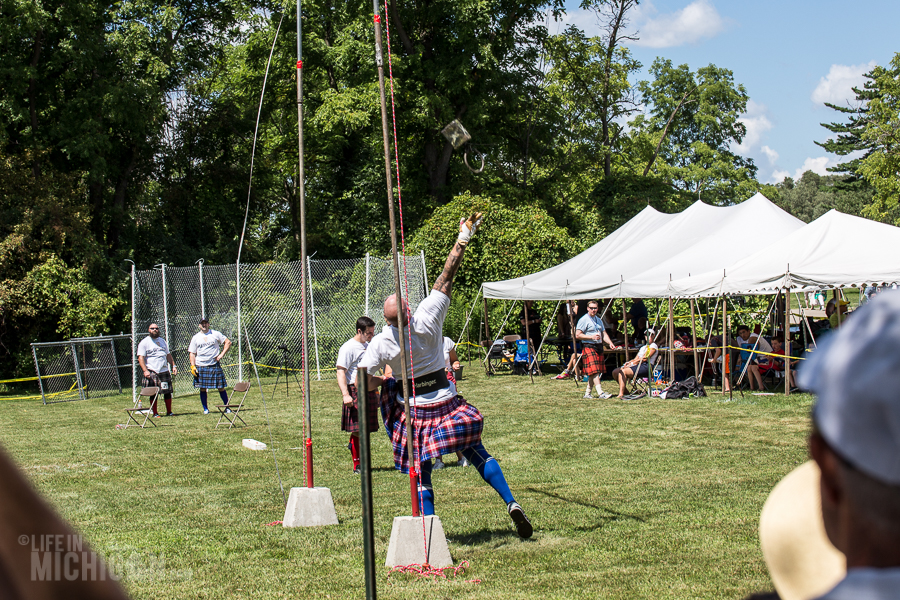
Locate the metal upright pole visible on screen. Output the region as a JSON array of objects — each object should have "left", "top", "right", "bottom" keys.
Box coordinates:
[
  {"left": 690, "top": 299, "right": 699, "bottom": 381},
  {"left": 297, "top": 0, "right": 314, "bottom": 488},
  {"left": 364, "top": 253, "right": 371, "bottom": 317},
  {"left": 372, "top": 0, "right": 419, "bottom": 515},
  {"left": 161, "top": 264, "right": 170, "bottom": 348},
  {"left": 668, "top": 297, "right": 675, "bottom": 384},
  {"left": 197, "top": 258, "right": 206, "bottom": 320},
  {"left": 622, "top": 302, "right": 630, "bottom": 361},
  {"left": 32, "top": 345, "right": 46, "bottom": 405},
  {"left": 237, "top": 262, "right": 243, "bottom": 381},
  {"left": 523, "top": 301, "right": 534, "bottom": 383},
  {"left": 785, "top": 286, "right": 791, "bottom": 396},
  {"left": 357, "top": 367, "right": 377, "bottom": 600},
  {"left": 131, "top": 262, "right": 137, "bottom": 406},
  {"left": 420, "top": 250, "right": 429, "bottom": 291},
  {"left": 308, "top": 256, "right": 322, "bottom": 381}
]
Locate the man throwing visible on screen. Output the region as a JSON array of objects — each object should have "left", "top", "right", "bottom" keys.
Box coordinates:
[
  {"left": 576, "top": 301, "right": 618, "bottom": 399},
  {"left": 359, "top": 213, "right": 533, "bottom": 538},
  {"left": 137, "top": 323, "right": 177, "bottom": 417},
  {"left": 189, "top": 318, "right": 232, "bottom": 414},
  {"left": 336, "top": 316, "right": 379, "bottom": 474}
]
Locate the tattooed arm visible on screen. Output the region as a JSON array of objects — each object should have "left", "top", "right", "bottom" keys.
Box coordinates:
[{"left": 433, "top": 213, "right": 483, "bottom": 300}]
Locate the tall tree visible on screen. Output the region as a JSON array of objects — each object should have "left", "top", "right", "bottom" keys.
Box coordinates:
[{"left": 858, "top": 53, "right": 900, "bottom": 226}]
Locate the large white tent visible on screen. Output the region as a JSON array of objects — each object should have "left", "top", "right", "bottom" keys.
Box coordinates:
[
  {"left": 668, "top": 209, "right": 900, "bottom": 297},
  {"left": 482, "top": 193, "right": 804, "bottom": 300}
]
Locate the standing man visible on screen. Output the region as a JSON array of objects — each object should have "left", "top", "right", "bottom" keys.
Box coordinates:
[
  {"left": 188, "top": 318, "right": 231, "bottom": 414},
  {"left": 359, "top": 213, "right": 533, "bottom": 538},
  {"left": 518, "top": 300, "right": 543, "bottom": 351},
  {"left": 336, "top": 316, "right": 378, "bottom": 474},
  {"left": 576, "top": 301, "right": 618, "bottom": 399},
  {"left": 137, "top": 323, "right": 177, "bottom": 417},
  {"left": 626, "top": 298, "right": 648, "bottom": 344}
]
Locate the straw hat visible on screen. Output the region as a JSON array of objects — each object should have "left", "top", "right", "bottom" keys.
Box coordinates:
[{"left": 759, "top": 461, "right": 845, "bottom": 600}]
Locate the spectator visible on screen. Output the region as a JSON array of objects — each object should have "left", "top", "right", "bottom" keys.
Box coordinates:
[
  {"left": 611, "top": 329, "right": 660, "bottom": 399},
  {"left": 137, "top": 323, "right": 177, "bottom": 417},
  {"left": 576, "top": 300, "right": 618, "bottom": 399},
  {"left": 735, "top": 324, "right": 774, "bottom": 391},
  {"left": 335, "top": 316, "right": 378, "bottom": 474},
  {"left": 188, "top": 318, "right": 231, "bottom": 414},
  {"left": 828, "top": 299, "right": 850, "bottom": 329},
  {"left": 800, "top": 290, "right": 900, "bottom": 599}
]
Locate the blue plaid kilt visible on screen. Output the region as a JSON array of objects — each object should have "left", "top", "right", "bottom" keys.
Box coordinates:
[
  {"left": 194, "top": 363, "right": 227, "bottom": 389},
  {"left": 341, "top": 384, "right": 381, "bottom": 434},
  {"left": 379, "top": 377, "right": 483, "bottom": 474}
]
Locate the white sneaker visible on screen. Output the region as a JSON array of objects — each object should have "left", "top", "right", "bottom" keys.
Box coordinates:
[
  {"left": 458, "top": 457, "right": 471, "bottom": 468},
  {"left": 583, "top": 393, "right": 593, "bottom": 399},
  {"left": 598, "top": 392, "right": 613, "bottom": 399},
  {"left": 203, "top": 408, "right": 209, "bottom": 415},
  {"left": 433, "top": 458, "right": 446, "bottom": 470}
]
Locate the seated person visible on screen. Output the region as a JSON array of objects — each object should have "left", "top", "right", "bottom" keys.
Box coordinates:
[
  {"left": 626, "top": 298, "right": 648, "bottom": 344},
  {"left": 759, "top": 334, "right": 799, "bottom": 390},
  {"left": 828, "top": 299, "right": 850, "bottom": 329},
  {"left": 708, "top": 333, "right": 739, "bottom": 392},
  {"left": 612, "top": 329, "right": 660, "bottom": 399},
  {"left": 735, "top": 324, "right": 773, "bottom": 391}
]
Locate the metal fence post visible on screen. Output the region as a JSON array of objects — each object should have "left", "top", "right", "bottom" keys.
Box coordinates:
[
  {"left": 161, "top": 263, "right": 170, "bottom": 348},
  {"left": 307, "top": 256, "right": 322, "bottom": 381},
  {"left": 131, "top": 262, "right": 137, "bottom": 406},
  {"left": 237, "top": 261, "right": 243, "bottom": 381},
  {"left": 71, "top": 343, "right": 86, "bottom": 401},
  {"left": 197, "top": 258, "right": 206, "bottom": 320},
  {"left": 365, "top": 253, "right": 370, "bottom": 317},
  {"left": 421, "top": 250, "right": 429, "bottom": 293},
  {"left": 110, "top": 338, "right": 122, "bottom": 394},
  {"left": 32, "top": 345, "right": 46, "bottom": 405}
]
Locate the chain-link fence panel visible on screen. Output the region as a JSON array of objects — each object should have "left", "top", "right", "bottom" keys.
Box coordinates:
[
  {"left": 31, "top": 335, "right": 134, "bottom": 403},
  {"left": 131, "top": 254, "right": 429, "bottom": 398}
]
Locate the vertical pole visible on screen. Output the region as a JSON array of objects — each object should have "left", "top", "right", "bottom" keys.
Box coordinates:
[
  {"left": 237, "top": 263, "right": 243, "bottom": 381},
  {"left": 161, "top": 264, "right": 170, "bottom": 348},
  {"left": 420, "top": 250, "right": 429, "bottom": 292},
  {"left": 523, "top": 301, "right": 534, "bottom": 383},
  {"left": 308, "top": 256, "right": 322, "bottom": 381},
  {"left": 372, "top": 0, "right": 418, "bottom": 516},
  {"left": 723, "top": 298, "right": 731, "bottom": 400},
  {"left": 357, "top": 367, "right": 377, "bottom": 600},
  {"left": 131, "top": 263, "right": 137, "bottom": 406},
  {"left": 836, "top": 289, "right": 844, "bottom": 327},
  {"left": 32, "top": 345, "right": 46, "bottom": 405},
  {"left": 71, "top": 343, "right": 86, "bottom": 401},
  {"left": 567, "top": 301, "right": 579, "bottom": 377},
  {"left": 297, "top": 0, "right": 314, "bottom": 488},
  {"left": 198, "top": 259, "right": 205, "bottom": 320},
  {"left": 668, "top": 297, "right": 675, "bottom": 385},
  {"left": 483, "top": 297, "right": 491, "bottom": 342},
  {"left": 785, "top": 287, "right": 792, "bottom": 396},
  {"left": 111, "top": 339, "right": 122, "bottom": 394},
  {"left": 690, "top": 299, "right": 699, "bottom": 381},
  {"left": 622, "top": 302, "right": 630, "bottom": 361},
  {"left": 364, "top": 253, "right": 370, "bottom": 317}
]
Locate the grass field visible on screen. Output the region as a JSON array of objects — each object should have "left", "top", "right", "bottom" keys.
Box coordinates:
[{"left": 0, "top": 367, "right": 813, "bottom": 599}]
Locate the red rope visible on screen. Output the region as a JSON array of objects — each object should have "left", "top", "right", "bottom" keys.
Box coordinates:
[
  {"left": 387, "top": 560, "right": 479, "bottom": 582},
  {"left": 382, "top": 0, "right": 428, "bottom": 556}
]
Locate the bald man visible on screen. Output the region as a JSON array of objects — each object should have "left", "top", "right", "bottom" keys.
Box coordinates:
[{"left": 359, "top": 213, "right": 533, "bottom": 538}]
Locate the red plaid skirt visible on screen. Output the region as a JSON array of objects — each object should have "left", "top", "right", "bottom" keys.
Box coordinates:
[
  {"left": 582, "top": 346, "right": 606, "bottom": 376},
  {"left": 341, "top": 384, "right": 381, "bottom": 434},
  {"left": 379, "top": 378, "right": 483, "bottom": 474},
  {"left": 446, "top": 369, "right": 456, "bottom": 384}
]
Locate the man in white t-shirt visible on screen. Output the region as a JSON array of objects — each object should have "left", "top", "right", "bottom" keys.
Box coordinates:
[
  {"left": 137, "top": 323, "right": 177, "bottom": 417},
  {"left": 359, "top": 213, "right": 533, "bottom": 538},
  {"left": 612, "top": 329, "right": 660, "bottom": 399},
  {"left": 188, "top": 318, "right": 231, "bottom": 414},
  {"left": 336, "top": 316, "right": 377, "bottom": 474}
]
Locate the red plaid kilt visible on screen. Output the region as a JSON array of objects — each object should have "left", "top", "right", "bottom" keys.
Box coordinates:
[
  {"left": 341, "top": 384, "right": 381, "bottom": 434},
  {"left": 446, "top": 369, "right": 456, "bottom": 384},
  {"left": 582, "top": 345, "right": 606, "bottom": 376},
  {"left": 379, "top": 378, "right": 483, "bottom": 474}
]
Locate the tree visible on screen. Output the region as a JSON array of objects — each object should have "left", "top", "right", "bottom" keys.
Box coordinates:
[
  {"left": 773, "top": 171, "right": 872, "bottom": 223},
  {"left": 858, "top": 53, "right": 900, "bottom": 226},
  {"left": 815, "top": 66, "right": 879, "bottom": 178},
  {"left": 629, "top": 59, "right": 759, "bottom": 206}
]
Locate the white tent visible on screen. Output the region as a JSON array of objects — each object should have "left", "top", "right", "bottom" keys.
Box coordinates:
[
  {"left": 668, "top": 210, "right": 900, "bottom": 297},
  {"left": 482, "top": 193, "right": 804, "bottom": 300}
]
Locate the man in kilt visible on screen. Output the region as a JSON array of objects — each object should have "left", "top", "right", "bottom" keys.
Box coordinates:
[
  {"left": 137, "top": 323, "right": 177, "bottom": 417},
  {"left": 360, "top": 213, "right": 533, "bottom": 538},
  {"left": 336, "top": 316, "right": 379, "bottom": 474},
  {"left": 188, "top": 318, "right": 232, "bottom": 414},
  {"left": 576, "top": 301, "right": 618, "bottom": 399}
]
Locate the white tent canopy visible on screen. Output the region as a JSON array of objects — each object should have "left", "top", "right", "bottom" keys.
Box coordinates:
[
  {"left": 668, "top": 209, "right": 900, "bottom": 297},
  {"left": 482, "top": 193, "right": 804, "bottom": 300}
]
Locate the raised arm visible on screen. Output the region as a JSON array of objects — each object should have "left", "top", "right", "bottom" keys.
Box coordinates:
[{"left": 433, "top": 212, "right": 483, "bottom": 299}]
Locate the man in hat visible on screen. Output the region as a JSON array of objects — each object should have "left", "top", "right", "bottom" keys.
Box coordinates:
[
  {"left": 188, "top": 318, "right": 231, "bottom": 414},
  {"left": 137, "top": 323, "right": 177, "bottom": 417},
  {"left": 827, "top": 298, "right": 850, "bottom": 329},
  {"left": 359, "top": 213, "right": 533, "bottom": 538},
  {"left": 800, "top": 290, "right": 900, "bottom": 598}
]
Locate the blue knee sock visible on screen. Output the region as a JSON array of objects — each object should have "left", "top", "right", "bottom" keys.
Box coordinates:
[
  {"left": 418, "top": 459, "right": 435, "bottom": 516},
  {"left": 219, "top": 389, "right": 229, "bottom": 405},
  {"left": 462, "top": 444, "right": 515, "bottom": 505},
  {"left": 200, "top": 390, "right": 208, "bottom": 410}
]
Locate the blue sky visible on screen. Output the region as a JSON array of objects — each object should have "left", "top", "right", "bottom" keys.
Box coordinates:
[{"left": 559, "top": 0, "right": 899, "bottom": 183}]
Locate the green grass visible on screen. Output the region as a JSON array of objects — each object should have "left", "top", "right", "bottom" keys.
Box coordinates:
[{"left": 0, "top": 367, "right": 813, "bottom": 599}]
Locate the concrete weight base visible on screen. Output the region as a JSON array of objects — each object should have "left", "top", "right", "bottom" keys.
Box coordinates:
[
  {"left": 385, "top": 515, "right": 452, "bottom": 567},
  {"left": 282, "top": 487, "right": 339, "bottom": 527}
]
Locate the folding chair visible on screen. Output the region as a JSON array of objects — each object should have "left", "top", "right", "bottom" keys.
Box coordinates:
[
  {"left": 216, "top": 382, "right": 251, "bottom": 429},
  {"left": 485, "top": 336, "right": 517, "bottom": 374},
  {"left": 623, "top": 357, "right": 652, "bottom": 400},
  {"left": 123, "top": 387, "right": 159, "bottom": 429}
]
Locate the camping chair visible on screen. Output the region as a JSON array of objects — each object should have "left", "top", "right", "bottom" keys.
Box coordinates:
[
  {"left": 123, "top": 387, "right": 159, "bottom": 429},
  {"left": 485, "top": 336, "right": 518, "bottom": 374},
  {"left": 216, "top": 382, "right": 251, "bottom": 429},
  {"left": 513, "top": 339, "right": 533, "bottom": 375}
]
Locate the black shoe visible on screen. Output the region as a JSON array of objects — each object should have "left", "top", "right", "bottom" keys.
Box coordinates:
[
  {"left": 353, "top": 466, "right": 361, "bottom": 475},
  {"left": 507, "top": 501, "right": 533, "bottom": 539},
  {"left": 166, "top": 412, "right": 174, "bottom": 417}
]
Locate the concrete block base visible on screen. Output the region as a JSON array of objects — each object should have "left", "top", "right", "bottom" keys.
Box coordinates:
[
  {"left": 385, "top": 515, "right": 452, "bottom": 567},
  {"left": 282, "top": 487, "right": 339, "bottom": 527}
]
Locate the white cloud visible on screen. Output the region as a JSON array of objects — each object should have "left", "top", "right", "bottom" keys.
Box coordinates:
[
  {"left": 760, "top": 145, "right": 778, "bottom": 165},
  {"left": 734, "top": 100, "right": 773, "bottom": 154},
  {"left": 766, "top": 156, "right": 841, "bottom": 183},
  {"left": 771, "top": 169, "right": 790, "bottom": 182},
  {"left": 811, "top": 61, "right": 876, "bottom": 107},
  {"left": 630, "top": 0, "right": 727, "bottom": 48}
]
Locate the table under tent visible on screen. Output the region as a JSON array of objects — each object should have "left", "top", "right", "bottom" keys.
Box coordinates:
[{"left": 465, "top": 193, "right": 900, "bottom": 395}]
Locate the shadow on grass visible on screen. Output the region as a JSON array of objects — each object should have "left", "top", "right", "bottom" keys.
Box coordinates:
[
  {"left": 447, "top": 528, "right": 527, "bottom": 545},
  {"left": 526, "top": 486, "right": 652, "bottom": 532}
]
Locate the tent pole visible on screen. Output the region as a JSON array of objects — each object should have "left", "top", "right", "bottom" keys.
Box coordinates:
[
  {"left": 722, "top": 297, "right": 728, "bottom": 395},
  {"left": 622, "top": 302, "right": 630, "bottom": 361},
  {"left": 568, "top": 301, "right": 580, "bottom": 381},
  {"left": 668, "top": 297, "right": 675, "bottom": 385},
  {"left": 785, "top": 287, "right": 791, "bottom": 396},
  {"left": 690, "top": 299, "right": 699, "bottom": 381},
  {"left": 523, "top": 301, "right": 534, "bottom": 383},
  {"left": 483, "top": 297, "right": 491, "bottom": 343}
]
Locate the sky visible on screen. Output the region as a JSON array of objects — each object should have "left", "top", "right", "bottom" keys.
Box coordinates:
[{"left": 558, "top": 0, "right": 899, "bottom": 184}]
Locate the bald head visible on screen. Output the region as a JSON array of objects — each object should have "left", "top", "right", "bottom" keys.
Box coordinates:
[{"left": 383, "top": 294, "right": 409, "bottom": 326}]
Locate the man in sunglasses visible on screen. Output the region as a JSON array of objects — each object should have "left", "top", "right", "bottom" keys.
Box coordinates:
[
  {"left": 576, "top": 301, "right": 618, "bottom": 399},
  {"left": 137, "top": 323, "right": 177, "bottom": 417}
]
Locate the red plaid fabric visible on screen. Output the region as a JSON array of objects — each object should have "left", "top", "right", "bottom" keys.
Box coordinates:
[
  {"left": 446, "top": 369, "right": 456, "bottom": 384},
  {"left": 379, "top": 378, "right": 483, "bottom": 474},
  {"left": 582, "top": 346, "right": 606, "bottom": 375},
  {"left": 341, "top": 384, "right": 381, "bottom": 434}
]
